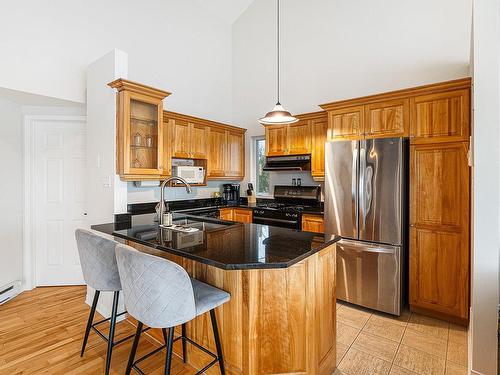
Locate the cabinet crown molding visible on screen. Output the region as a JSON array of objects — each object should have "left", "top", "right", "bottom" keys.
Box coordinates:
[
  {"left": 108, "top": 78, "right": 171, "bottom": 100},
  {"left": 164, "top": 110, "right": 246, "bottom": 133},
  {"left": 319, "top": 77, "right": 471, "bottom": 111}
]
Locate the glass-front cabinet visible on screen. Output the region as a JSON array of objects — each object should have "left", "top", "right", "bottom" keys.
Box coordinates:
[{"left": 108, "top": 79, "right": 171, "bottom": 179}]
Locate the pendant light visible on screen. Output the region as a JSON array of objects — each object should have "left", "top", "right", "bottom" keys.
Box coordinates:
[{"left": 258, "top": 0, "right": 298, "bottom": 125}]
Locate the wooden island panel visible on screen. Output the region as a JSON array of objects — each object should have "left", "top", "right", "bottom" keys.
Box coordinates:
[{"left": 126, "top": 239, "right": 337, "bottom": 375}]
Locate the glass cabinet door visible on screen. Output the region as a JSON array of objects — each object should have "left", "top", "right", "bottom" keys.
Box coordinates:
[{"left": 125, "top": 94, "right": 163, "bottom": 175}]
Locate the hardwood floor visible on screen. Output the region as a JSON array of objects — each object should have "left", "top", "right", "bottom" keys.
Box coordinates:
[
  {"left": 0, "top": 286, "right": 196, "bottom": 375},
  {"left": 0, "top": 287, "right": 469, "bottom": 375}
]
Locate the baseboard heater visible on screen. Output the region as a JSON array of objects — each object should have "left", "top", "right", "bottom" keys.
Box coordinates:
[{"left": 0, "top": 281, "right": 21, "bottom": 305}]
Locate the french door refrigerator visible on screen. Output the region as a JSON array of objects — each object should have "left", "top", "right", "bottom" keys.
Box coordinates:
[{"left": 324, "top": 138, "right": 408, "bottom": 315}]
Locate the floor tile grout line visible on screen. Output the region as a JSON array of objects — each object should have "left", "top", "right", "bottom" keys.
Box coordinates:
[{"left": 388, "top": 310, "right": 411, "bottom": 374}]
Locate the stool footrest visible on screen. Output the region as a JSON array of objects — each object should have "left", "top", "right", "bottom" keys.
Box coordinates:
[
  {"left": 132, "top": 333, "right": 220, "bottom": 375},
  {"left": 91, "top": 315, "right": 150, "bottom": 347}
]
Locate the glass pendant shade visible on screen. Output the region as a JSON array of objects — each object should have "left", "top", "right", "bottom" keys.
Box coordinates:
[{"left": 259, "top": 103, "right": 298, "bottom": 125}]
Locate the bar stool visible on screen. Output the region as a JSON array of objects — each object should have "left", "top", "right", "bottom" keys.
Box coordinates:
[
  {"left": 75, "top": 229, "right": 144, "bottom": 375},
  {"left": 114, "top": 243, "right": 230, "bottom": 375}
]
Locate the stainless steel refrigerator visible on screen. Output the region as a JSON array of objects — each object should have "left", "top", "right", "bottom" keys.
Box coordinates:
[{"left": 324, "top": 138, "right": 407, "bottom": 315}]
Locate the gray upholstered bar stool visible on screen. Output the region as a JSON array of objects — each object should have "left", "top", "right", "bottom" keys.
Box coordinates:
[
  {"left": 115, "top": 243, "right": 230, "bottom": 375},
  {"left": 75, "top": 229, "right": 142, "bottom": 375}
]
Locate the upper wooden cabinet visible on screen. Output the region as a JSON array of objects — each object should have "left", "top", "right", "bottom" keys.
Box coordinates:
[
  {"left": 164, "top": 111, "right": 246, "bottom": 181},
  {"left": 265, "top": 125, "right": 288, "bottom": 156},
  {"left": 327, "top": 106, "right": 364, "bottom": 140},
  {"left": 288, "top": 121, "right": 312, "bottom": 154},
  {"left": 364, "top": 99, "right": 409, "bottom": 138},
  {"left": 410, "top": 89, "right": 470, "bottom": 143},
  {"left": 226, "top": 131, "right": 245, "bottom": 178},
  {"left": 207, "top": 127, "right": 227, "bottom": 178},
  {"left": 167, "top": 114, "right": 208, "bottom": 159},
  {"left": 109, "top": 79, "right": 171, "bottom": 180}
]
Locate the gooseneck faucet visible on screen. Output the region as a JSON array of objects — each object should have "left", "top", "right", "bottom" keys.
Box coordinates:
[{"left": 158, "top": 177, "right": 192, "bottom": 225}]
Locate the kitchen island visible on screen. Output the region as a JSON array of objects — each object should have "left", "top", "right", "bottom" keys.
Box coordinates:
[{"left": 92, "top": 213, "right": 338, "bottom": 375}]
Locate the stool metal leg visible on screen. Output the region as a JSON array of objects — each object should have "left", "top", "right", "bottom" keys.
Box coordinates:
[
  {"left": 210, "top": 309, "right": 225, "bottom": 375},
  {"left": 181, "top": 323, "right": 187, "bottom": 363},
  {"left": 126, "top": 322, "right": 143, "bottom": 375},
  {"left": 81, "top": 290, "right": 100, "bottom": 357},
  {"left": 164, "top": 327, "right": 174, "bottom": 375},
  {"left": 105, "top": 291, "right": 119, "bottom": 375}
]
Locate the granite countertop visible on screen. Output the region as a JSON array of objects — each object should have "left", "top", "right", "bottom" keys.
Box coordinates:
[{"left": 92, "top": 213, "right": 338, "bottom": 270}]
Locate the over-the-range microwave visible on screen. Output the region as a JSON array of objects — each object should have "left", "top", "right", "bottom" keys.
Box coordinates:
[{"left": 172, "top": 166, "right": 205, "bottom": 184}]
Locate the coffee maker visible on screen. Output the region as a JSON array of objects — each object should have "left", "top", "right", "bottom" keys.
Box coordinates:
[{"left": 222, "top": 184, "right": 240, "bottom": 206}]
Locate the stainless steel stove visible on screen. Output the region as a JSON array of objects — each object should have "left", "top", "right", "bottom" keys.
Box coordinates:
[{"left": 252, "top": 185, "right": 321, "bottom": 229}]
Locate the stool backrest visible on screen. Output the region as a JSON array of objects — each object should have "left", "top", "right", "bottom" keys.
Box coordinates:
[
  {"left": 115, "top": 244, "right": 196, "bottom": 328},
  {"left": 75, "top": 229, "right": 122, "bottom": 292}
]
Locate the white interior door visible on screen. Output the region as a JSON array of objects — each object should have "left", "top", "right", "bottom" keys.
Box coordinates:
[{"left": 34, "top": 118, "right": 87, "bottom": 286}]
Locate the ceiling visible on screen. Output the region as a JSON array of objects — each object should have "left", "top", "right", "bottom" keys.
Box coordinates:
[
  {"left": 194, "top": 0, "right": 255, "bottom": 24},
  {"left": 0, "top": 87, "right": 84, "bottom": 107}
]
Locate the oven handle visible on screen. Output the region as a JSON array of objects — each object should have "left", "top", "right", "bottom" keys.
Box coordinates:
[{"left": 253, "top": 217, "right": 299, "bottom": 225}]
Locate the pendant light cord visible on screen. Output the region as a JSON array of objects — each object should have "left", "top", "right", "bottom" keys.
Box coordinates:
[{"left": 277, "top": 0, "right": 280, "bottom": 105}]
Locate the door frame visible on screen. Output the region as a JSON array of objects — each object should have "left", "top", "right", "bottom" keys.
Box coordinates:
[{"left": 23, "top": 115, "right": 87, "bottom": 290}]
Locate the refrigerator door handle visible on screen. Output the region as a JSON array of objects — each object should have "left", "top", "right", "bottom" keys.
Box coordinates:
[
  {"left": 359, "top": 142, "right": 366, "bottom": 233},
  {"left": 365, "top": 165, "right": 373, "bottom": 217},
  {"left": 352, "top": 142, "right": 358, "bottom": 235}
]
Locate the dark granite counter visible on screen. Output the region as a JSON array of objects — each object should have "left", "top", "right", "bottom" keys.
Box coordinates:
[{"left": 92, "top": 213, "right": 338, "bottom": 270}]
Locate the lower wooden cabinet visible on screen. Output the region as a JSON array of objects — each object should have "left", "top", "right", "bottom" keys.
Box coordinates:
[
  {"left": 301, "top": 214, "right": 324, "bottom": 233},
  {"left": 409, "top": 142, "right": 470, "bottom": 324},
  {"left": 219, "top": 208, "right": 253, "bottom": 223}
]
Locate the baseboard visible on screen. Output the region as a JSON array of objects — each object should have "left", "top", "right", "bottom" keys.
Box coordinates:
[
  {"left": 470, "top": 370, "right": 486, "bottom": 375},
  {"left": 0, "top": 281, "right": 22, "bottom": 304}
]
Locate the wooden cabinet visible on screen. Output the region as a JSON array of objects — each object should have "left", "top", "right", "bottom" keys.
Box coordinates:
[
  {"left": 169, "top": 118, "right": 208, "bottom": 159},
  {"left": 287, "top": 121, "right": 311, "bottom": 154},
  {"left": 219, "top": 208, "right": 252, "bottom": 223},
  {"left": 264, "top": 112, "right": 326, "bottom": 180},
  {"left": 327, "top": 106, "right": 364, "bottom": 140},
  {"left": 109, "top": 79, "right": 171, "bottom": 180},
  {"left": 225, "top": 131, "right": 245, "bottom": 178},
  {"left": 409, "top": 142, "right": 470, "bottom": 323},
  {"left": 232, "top": 208, "right": 253, "bottom": 223},
  {"left": 219, "top": 208, "right": 234, "bottom": 221},
  {"left": 364, "top": 99, "right": 409, "bottom": 138},
  {"left": 310, "top": 113, "right": 328, "bottom": 179},
  {"left": 265, "top": 125, "right": 288, "bottom": 156},
  {"left": 165, "top": 112, "right": 246, "bottom": 180},
  {"left": 410, "top": 89, "right": 470, "bottom": 143},
  {"left": 207, "top": 127, "right": 227, "bottom": 177},
  {"left": 301, "top": 214, "right": 324, "bottom": 233}
]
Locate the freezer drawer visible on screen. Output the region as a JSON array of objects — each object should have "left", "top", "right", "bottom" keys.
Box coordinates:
[{"left": 336, "top": 239, "right": 402, "bottom": 315}]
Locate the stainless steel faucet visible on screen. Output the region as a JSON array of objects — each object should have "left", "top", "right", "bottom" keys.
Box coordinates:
[{"left": 158, "top": 177, "right": 192, "bottom": 225}]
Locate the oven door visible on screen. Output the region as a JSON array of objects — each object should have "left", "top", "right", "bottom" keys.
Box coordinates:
[{"left": 252, "top": 216, "right": 300, "bottom": 230}]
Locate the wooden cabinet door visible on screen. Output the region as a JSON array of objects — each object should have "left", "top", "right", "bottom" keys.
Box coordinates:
[
  {"left": 287, "top": 120, "right": 311, "bottom": 155},
  {"left": 232, "top": 208, "right": 253, "bottom": 223},
  {"left": 311, "top": 115, "right": 328, "bottom": 179},
  {"left": 219, "top": 208, "right": 233, "bottom": 221},
  {"left": 171, "top": 119, "right": 191, "bottom": 158},
  {"left": 161, "top": 118, "right": 172, "bottom": 176},
  {"left": 327, "top": 106, "right": 364, "bottom": 140},
  {"left": 265, "top": 125, "right": 288, "bottom": 156},
  {"left": 410, "top": 89, "right": 470, "bottom": 143},
  {"left": 301, "top": 214, "right": 324, "bottom": 233},
  {"left": 409, "top": 142, "right": 470, "bottom": 322},
  {"left": 364, "top": 99, "right": 409, "bottom": 138},
  {"left": 207, "top": 127, "right": 227, "bottom": 177},
  {"left": 190, "top": 123, "right": 208, "bottom": 159},
  {"left": 225, "top": 131, "right": 245, "bottom": 178}
]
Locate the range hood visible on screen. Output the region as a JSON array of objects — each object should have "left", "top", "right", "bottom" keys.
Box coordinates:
[{"left": 263, "top": 154, "right": 311, "bottom": 171}]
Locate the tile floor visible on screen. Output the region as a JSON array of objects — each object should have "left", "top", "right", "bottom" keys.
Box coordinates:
[{"left": 334, "top": 300, "right": 468, "bottom": 375}]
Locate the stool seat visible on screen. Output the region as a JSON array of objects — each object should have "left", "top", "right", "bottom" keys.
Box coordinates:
[{"left": 191, "top": 278, "right": 230, "bottom": 316}]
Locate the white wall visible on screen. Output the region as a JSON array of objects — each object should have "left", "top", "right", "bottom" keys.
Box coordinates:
[
  {"left": 0, "top": 98, "right": 23, "bottom": 288},
  {"left": 0, "top": 0, "right": 233, "bottom": 124},
  {"left": 470, "top": 0, "right": 500, "bottom": 373},
  {"left": 232, "top": 0, "right": 472, "bottom": 137}
]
